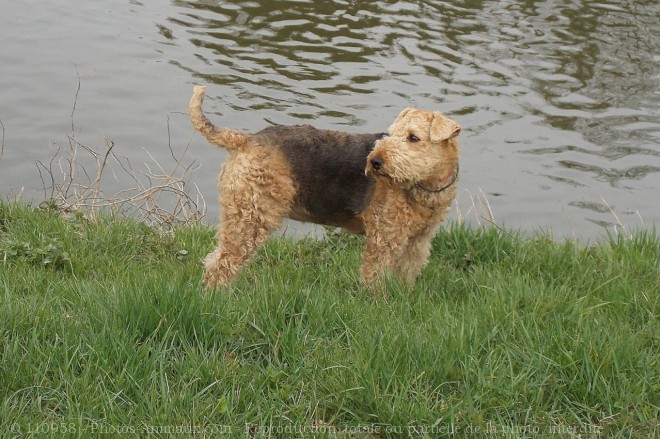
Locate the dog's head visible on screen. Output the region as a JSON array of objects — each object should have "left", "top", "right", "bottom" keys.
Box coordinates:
[{"left": 366, "top": 107, "right": 461, "bottom": 188}]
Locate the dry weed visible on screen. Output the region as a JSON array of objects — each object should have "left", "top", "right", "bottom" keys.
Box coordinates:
[{"left": 36, "top": 71, "right": 205, "bottom": 230}]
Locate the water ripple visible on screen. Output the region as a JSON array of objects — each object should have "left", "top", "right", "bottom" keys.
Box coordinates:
[{"left": 163, "top": 0, "right": 659, "bottom": 236}]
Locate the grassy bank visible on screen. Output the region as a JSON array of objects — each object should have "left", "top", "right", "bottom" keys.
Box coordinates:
[{"left": 0, "top": 201, "right": 658, "bottom": 438}]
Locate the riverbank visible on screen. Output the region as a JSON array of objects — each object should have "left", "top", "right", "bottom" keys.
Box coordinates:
[{"left": 1, "top": 201, "right": 658, "bottom": 437}]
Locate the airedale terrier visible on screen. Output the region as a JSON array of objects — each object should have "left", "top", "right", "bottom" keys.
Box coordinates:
[{"left": 189, "top": 85, "right": 461, "bottom": 289}]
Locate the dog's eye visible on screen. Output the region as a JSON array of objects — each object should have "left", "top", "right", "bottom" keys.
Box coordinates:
[{"left": 407, "top": 134, "right": 420, "bottom": 143}]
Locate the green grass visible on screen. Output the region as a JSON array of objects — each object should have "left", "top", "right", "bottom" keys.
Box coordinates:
[{"left": 0, "top": 201, "right": 658, "bottom": 438}]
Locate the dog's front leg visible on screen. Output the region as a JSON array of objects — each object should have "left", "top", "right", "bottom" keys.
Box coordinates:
[{"left": 360, "top": 223, "right": 409, "bottom": 288}]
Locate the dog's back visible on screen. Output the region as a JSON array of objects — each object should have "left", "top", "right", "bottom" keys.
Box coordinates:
[{"left": 256, "top": 125, "right": 385, "bottom": 233}]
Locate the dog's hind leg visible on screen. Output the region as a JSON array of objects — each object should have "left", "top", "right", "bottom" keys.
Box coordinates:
[
  {"left": 203, "top": 153, "right": 296, "bottom": 289},
  {"left": 203, "top": 210, "right": 283, "bottom": 288}
]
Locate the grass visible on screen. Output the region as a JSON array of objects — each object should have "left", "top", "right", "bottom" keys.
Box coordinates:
[{"left": 0, "top": 201, "right": 658, "bottom": 438}]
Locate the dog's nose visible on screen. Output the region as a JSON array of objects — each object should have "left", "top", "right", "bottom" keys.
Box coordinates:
[{"left": 370, "top": 157, "right": 383, "bottom": 171}]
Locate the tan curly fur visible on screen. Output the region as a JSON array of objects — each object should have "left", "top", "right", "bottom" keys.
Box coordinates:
[{"left": 189, "top": 86, "right": 461, "bottom": 290}]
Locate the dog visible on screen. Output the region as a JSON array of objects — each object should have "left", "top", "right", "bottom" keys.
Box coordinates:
[{"left": 189, "top": 85, "right": 460, "bottom": 289}]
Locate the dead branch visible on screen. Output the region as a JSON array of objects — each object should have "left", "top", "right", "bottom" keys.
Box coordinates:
[
  {"left": 38, "top": 83, "right": 205, "bottom": 230},
  {"left": 0, "top": 119, "right": 5, "bottom": 161}
]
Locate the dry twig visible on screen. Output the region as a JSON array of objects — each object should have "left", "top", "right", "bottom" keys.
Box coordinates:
[
  {"left": 37, "top": 75, "right": 205, "bottom": 230},
  {"left": 0, "top": 119, "right": 5, "bottom": 161},
  {"left": 38, "top": 132, "right": 205, "bottom": 230}
]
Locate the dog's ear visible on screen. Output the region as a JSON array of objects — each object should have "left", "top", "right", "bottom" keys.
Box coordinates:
[
  {"left": 430, "top": 113, "right": 461, "bottom": 143},
  {"left": 393, "top": 107, "right": 414, "bottom": 124}
]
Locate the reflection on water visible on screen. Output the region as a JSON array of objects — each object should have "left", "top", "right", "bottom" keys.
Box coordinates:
[
  {"left": 0, "top": 0, "right": 658, "bottom": 238},
  {"left": 166, "top": 0, "right": 660, "bottom": 236}
]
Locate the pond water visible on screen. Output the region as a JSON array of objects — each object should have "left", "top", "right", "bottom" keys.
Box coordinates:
[{"left": 1, "top": 0, "right": 659, "bottom": 240}]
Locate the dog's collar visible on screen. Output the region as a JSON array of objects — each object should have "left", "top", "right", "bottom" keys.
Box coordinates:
[{"left": 415, "top": 165, "right": 459, "bottom": 193}]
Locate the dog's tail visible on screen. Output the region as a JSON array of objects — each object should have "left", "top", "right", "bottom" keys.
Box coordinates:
[{"left": 189, "top": 85, "right": 250, "bottom": 152}]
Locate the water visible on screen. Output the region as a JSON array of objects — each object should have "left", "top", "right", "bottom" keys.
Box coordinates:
[{"left": 1, "top": 0, "right": 659, "bottom": 240}]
